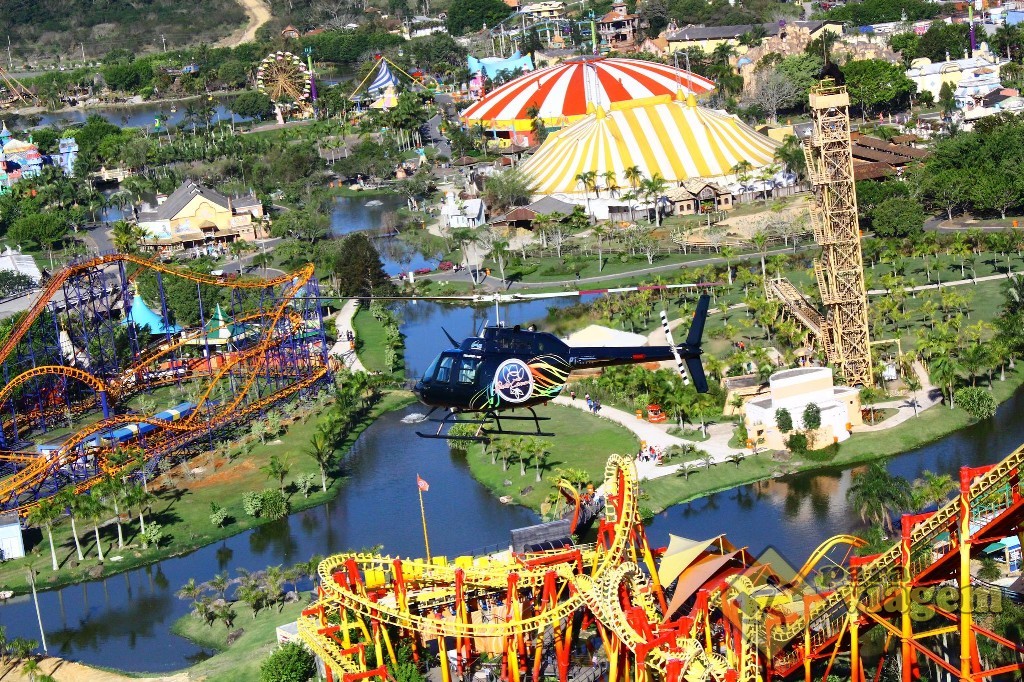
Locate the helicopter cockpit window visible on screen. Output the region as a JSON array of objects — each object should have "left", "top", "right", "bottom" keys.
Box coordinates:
[
  {"left": 421, "top": 357, "right": 440, "bottom": 382},
  {"left": 435, "top": 355, "right": 455, "bottom": 383},
  {"left": 458, "top": 357, "right": 481, "bottom": 384}
]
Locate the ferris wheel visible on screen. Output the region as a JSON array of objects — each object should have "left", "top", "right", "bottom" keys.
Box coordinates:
[{"left": 256, "top": 51, "right": 311, "bottom": 104}]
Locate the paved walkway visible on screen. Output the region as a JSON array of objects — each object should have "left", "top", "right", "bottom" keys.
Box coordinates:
[
  {"left": 853, "top": 360, "right": 944, "bottom": 432},
  {"left": 867, "top": 270, "right": 1020, "bottom": 296},
  {"left": 330, "top": 299, "right": 366, "bottom": 372},
  {"left": 551, "top": 396, "right": 749, "bottom": 481}
]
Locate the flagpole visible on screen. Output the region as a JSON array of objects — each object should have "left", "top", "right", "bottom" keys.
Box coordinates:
[{"left": 418, "top": 475, "right": 432, "bottom": 562}]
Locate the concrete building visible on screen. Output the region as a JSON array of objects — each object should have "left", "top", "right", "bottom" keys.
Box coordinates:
[
  {"left": 0, "top": 512, "right": 24, "bottom": 560},
  {"left": 521, "top": 1, "right": 565, "bottom": 20},
  {"left": 743, "top": 367, "right": 862, "bottom": 451},
  {"left": 905, "top": 51, "right": 1008, "bottom": 106},
  {"left": 440, "top": 192, "right": 486, "bottom": 228},
  {"left": 597, "top": 3, "right": 640, "bottom": 51},
  {"left": 136, "top": 179, "right": 265, "bottom": 252},
  {"left": 665, "top": 20, "right": 842, "bottom": 54}
]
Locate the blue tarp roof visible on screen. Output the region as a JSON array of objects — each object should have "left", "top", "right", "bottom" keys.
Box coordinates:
[
  {"left": 468, "top": 52, "right": 534, "bottom": 79},
  {"left": 124, "top": 293, "right": 181, "bottom": 335}
]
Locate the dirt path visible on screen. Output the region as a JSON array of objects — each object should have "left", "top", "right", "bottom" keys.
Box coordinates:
[
  {"left": 217, "top": 0, "right": 272, "bottom": 48},
  {"left": 0, "top": 658, "right": 188, "bottom": 682}
]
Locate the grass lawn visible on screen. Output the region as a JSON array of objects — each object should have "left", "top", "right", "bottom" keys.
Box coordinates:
[
  {"left": 170, "top": 600, "right": 306, "bottom": 682},
  {"left": 460, "top": 403, "right": 638, "bottom": 512},
  {"left": 352, "top": 308, "right": 390, "bottom": 374},
  {"left": 4, "top": 391, "right": 416, "bottom": 596}
]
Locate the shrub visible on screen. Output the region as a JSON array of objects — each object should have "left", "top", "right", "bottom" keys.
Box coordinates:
[
  {"left": 955, "top": 386, "right": 997, "bottom": 420},
  {"left": 803, "top": 441, "right": 840, "bottom": 462},
  {"left": 260, "top": 489, "right": 289, "bottom": 520},
  {"left": 210, "top": 503, "right": 229, "bottom": 527},
  {"left": 142, "top": 523, "right": 164, "bottom": 547},
  {"left": 296, "top": 473, "right": 317, "bottom": 499},
  {"left": 242, "top": 491, "right": 264, "bottom": 518},
  {"left": 259, "top": 642, "right": 316, "bottom": 682},
  {"left": 802, "top": 403, "right": 822, "bottom": 431},
  {"left": 786, "top": 432, "right": 809, "bottom": 454},
  {"left": 775, "top": 407, "right": 793, "bottom": 433}
]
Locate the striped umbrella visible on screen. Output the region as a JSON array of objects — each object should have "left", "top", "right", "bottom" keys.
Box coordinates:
[
  {"left": 520, "top": 93, "right": 780, "bottom": 195},
  {"left": 461, "top": 56, "right": 715, "bottom": 133}
]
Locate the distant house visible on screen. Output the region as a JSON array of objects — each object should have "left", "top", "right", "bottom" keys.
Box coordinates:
[
  {"left": 665, "top": 181, "right": 733, "bottom": 215},
  {"left": 521, "top": 1, "right": 565, "bottom": 19},
  {"left": 489, "top": 196, "right": 576, "bottom": 230},
  {"left": 904, "top": 52, "right": 1008, "bottom": 107},
  {"left": 598, "top": 3, "right": 640, "bottom": 51},
  {"left": 639, "top": 36, "right": 669, "bottom": 56},
  {"left": 665, "top": 20, "right": 842, "bottom": 54},
  {"left": 281, "top": 25, "right": 301, "bottom": 39},
  {"left": 136, "top": 179, "right": 266, "bottom": 251},
  {"left": 441, "top": 192, "right": 487, "bottom": 228}
]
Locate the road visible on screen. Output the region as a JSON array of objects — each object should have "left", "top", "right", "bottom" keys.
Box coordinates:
[{"left": 217, "top": 0, "right": 272, "bottom": 48}]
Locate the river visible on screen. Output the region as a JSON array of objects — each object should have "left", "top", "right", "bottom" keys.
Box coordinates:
[
  {"left": 0, "top": 299, "right": 1018, "bottom": 672},
  {"left": 26, "top": 98, "right": 247, "bottom": 131}
]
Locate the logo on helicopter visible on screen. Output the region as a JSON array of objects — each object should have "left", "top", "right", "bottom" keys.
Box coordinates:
[{"left": 493, "top": 359, "right": 535, "bottom": 403}]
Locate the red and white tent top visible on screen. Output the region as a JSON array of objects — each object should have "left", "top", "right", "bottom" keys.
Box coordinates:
[{"left": 461, "top": 56, "right": 715, "bottom": 133}]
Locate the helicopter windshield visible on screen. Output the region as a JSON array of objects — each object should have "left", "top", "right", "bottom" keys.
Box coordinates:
[
  {"left": 434, "top": 353, "right": 456, "bottom": 383},
  {"left": 421, "top": 356, "right": 440, "bottom": 382}
]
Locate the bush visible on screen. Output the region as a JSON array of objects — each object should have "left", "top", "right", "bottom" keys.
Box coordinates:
[
  {"left": 955, "top": 386, "right": 997, "bottom": 420},
  {"left": 242, "top": 491, "right": 264, "bottom": 518},
  {"left": 803, "top": 441, "right": 840, "bottom": 462},
  {"left": 260, "top": 642, "right": 316, "bottom": 682},
  {"left": 260, "top": 489, "right": 289, "bottom": 520},
  {"left": 775, "top": 407, "right": 793, "bottom": 433},
  {"left": 786, "top": 432, "right": 809, "bottom": 454},
  {"left": 142, "top": 523, "right": 164, "bottom": 547}
]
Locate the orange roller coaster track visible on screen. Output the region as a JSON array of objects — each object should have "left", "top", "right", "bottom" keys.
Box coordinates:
[
  {"left": 0, "top": 253, "right": 328, "bottom": 515},
  {"left": 301, "top": 445, "right": 1024, "bottom": 682}
]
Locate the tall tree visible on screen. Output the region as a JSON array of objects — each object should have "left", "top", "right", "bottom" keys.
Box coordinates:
[
  {"left": 26, "top": 497, "right": 63, "bottom": 572},
  {"left": 332, "top": 233, "right": 396, "bottom": 297},
  {"left": 846, "top": 463, "right": 912, "bottom": 531}
]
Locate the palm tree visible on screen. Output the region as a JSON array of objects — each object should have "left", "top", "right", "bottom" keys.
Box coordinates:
[
  {"left": 27, "top": 497, "right": 63, "bottom": 572},
  {"left": 750, "top": 229, "right": 771, "bottom": 279},
  {"left": 123, "top": 483, "right": 153, "bottom": 545},
  {"left": 177, "top": 577, "right": 204, "bottom": 602},
  {"left": 959, "top": 342, "right": 991, "bottom": 387},
  {"left": 846, "top": 463, "right": 912, "bottom": 532},
  {"left": 720, "top": 246, "right": 737, "bottom": 285},
  {"left": 601, "top": 170, "right": 619, "bottom": 198},
  {"left": 261, "top": 454, "right": 290, "bottom": 493},
  {"left": 57, "top": 489, "right": 84, "bottom": 562},
  {"left": 591, "top": 223, "right": 607, "bottom": 272},
  {"left": 929, "top": 354, "right": 961, "bottom": 409},
  {"left": 209, "top": 572, "right": 230, "bottom": 601},
  {"left": 641, "top": 174, "right": 668, "bottom": 226},
  {"left": 306, "top": 429, "right": 336, "bottom": 493},
  {"left": 96, "top": 476, "right": 125, "bottom": 550},
  {"left": 575, "top": 171, "right": 598, "bottom": 216},
  {"left": 78, "top": 494, "right": 107, "bottom": 562},
  {"left": 912, "top": 470, "right": 957, "bottom": 511},
  {"left": 111, "top": 220, "right": 146, "bottom": 253}
]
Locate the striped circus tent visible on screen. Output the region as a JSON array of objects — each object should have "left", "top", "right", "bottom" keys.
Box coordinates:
[
  {"left": 462, "top": 56, "right": 715, "bottom": 139},
  {"left": 520, "top": 93, "right": 780, "bottom": 195},
  {"left": 368, "top": 60, "right": 400, "bottom": 93}
]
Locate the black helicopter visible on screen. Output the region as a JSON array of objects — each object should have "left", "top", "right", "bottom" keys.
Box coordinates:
[{"left": 410, "top": 292, "right": 711, "bottom": 442}]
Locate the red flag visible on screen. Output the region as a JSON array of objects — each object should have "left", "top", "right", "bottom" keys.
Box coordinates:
[{"left": 417, "top": 475, "right": 429, "bottom": 492}]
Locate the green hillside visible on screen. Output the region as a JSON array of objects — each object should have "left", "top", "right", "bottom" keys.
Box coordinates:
[{"left": 1, "top": 0, "right": 247, "bottom": 58}]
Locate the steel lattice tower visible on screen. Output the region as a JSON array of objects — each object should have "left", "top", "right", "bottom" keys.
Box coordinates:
[{"left": 805, "top": 82, "right": 872, "bottom": 386}]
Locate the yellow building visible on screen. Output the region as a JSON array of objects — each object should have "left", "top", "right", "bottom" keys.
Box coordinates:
[
  {"left": 137, "top": 179, "right": 266, "bottom": 252},
  {"left": 742, "top": 367, "right": 862, "bottom": 451},
  {"left": 521, "top": 1, "right": 565, "bottom": 19},
  {"left": 665, "top": 20, "right": 843, "bottom": 55}
]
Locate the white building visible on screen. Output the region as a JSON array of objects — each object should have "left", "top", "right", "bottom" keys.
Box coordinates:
[
  {"left": 905, "top": 50, "right": 1008, "bottom": 107},
  {"left": 0, "top": 512, "right": 24, "bottom": 560},
  {"left": 441, "top": 192, "right": 486, "bottom": 229},
  {"left": 743, "top": 367, "right": 862, "bottom": 451}
]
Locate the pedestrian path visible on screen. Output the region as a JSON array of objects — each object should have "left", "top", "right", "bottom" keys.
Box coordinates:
[
  {"left": 329, "top": 299, "right": 366, "bottom": 372},
  {"left": 551, "top": 396, "right": 750, "bottom": 481},
  {"left": 853, "top": 361, "right": 943, "bottom": 432}
]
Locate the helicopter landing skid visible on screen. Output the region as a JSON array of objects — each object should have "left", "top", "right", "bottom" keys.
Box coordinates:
[{"left": 415, "top": 408, "right": 553, "bottom": 443}]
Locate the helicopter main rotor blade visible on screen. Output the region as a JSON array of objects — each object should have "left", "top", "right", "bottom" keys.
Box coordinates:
[
  {"left": 474, "top": 281, "right": 720, "bottom": 304},
  {"left": 440, "top": 326, "right": 460, "bottom": 348},
  {"left": 659, "top": 310, "right": 690, "bottom": 386}
]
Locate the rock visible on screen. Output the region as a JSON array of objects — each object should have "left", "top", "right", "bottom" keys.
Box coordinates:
[
  {"left": 499, "top": 495, "right": 513, "bottom": 504},
  {"left": 87, "top": 565, "right": 104, "bottom": 578},
  {"left": 109, "top": 555, "right": 123, "bottom": 562},
  {"left": 503, "top": 479, "right": 513, "bottom": 487},
  {"left": 520, "top": 486, "right": 533, "bottom": 496},
  {"left": 285, "top": 590, "right": 300, "bottom": 603},
  {"left": 226, "top": 628, "right": 245, "bottom": 646}
]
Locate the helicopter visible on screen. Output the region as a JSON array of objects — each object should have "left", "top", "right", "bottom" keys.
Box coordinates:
[{"left": 407, "top": 289, "right": 712, "bottom": 443}]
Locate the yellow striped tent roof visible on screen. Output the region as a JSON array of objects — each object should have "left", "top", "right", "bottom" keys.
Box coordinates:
[{"left": 520, "top": 93, "right": 780, "bottom": 195}]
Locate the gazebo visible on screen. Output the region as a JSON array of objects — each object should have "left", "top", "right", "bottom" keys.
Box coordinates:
[
  {"left": 519, "top": 92, "right": 780, "bottom": 196},
  {"left": 461, "top": 56, "right": 715, "bottom": 146},
  {"left": 182, "top": 304, "right": 253, "bottom": 348}
]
